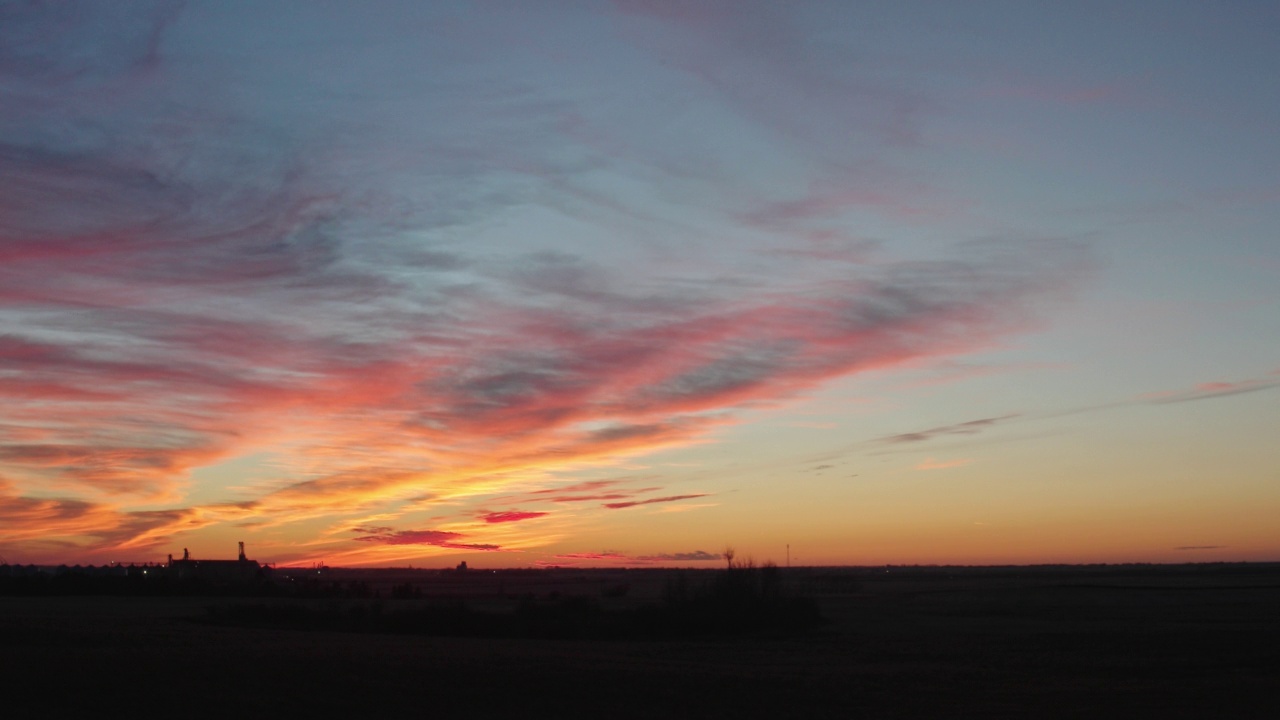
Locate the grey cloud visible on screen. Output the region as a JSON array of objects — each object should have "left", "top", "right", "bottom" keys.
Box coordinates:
[
  {"left": 637, "top": 550, "right": 722, "bottom": 562},
  {"left": 589, "top": 423, "right": 670, "bottom": 443},
  {"left": 352, "top": 528, "right": 500, "bottom": 551},
  {"left": 0, "top": 495, "right": 96, "bottom": 523},
  {"left": 649, "top": 348, "right": 794, "bottom": 405},
  {"left": 879, "top": 414, "right": 1021, "bottom": 444}
]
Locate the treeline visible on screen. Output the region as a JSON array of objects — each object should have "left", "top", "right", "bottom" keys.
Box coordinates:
[
  {"left": 0, "top": 564, "right": 403, "bottom": 598},
  {"left": 204, "top": 563, "right": 825, "bottom": 640},
  {"left": 0, "top": 570, "right": 269, "bottom": 597}
]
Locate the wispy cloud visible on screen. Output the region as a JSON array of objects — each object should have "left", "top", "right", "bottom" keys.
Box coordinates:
[
  {"left": 636, "top": 550, "right": 722, "bottom": 562},
  {"left": 481, "top": 511, "right": 548, "bottom": 524},
  {"left": 0, "top": 3, "right": 1096, "bottom": 562},
  {"left": 603, "top": 494, "right": 709, "bottom": 510},
  {"left": 1140, "top": 378, "right": 1280, "bottom": 404},
  {"left": 351, "top": 528, "right": 500, "bottom": 551},
  {"left": 553, "top": 552, "right": 629, "bottom": 562},
  {"left": 879, "top": 415, "right": 1020, "bottom": 444},
  {"left": 551, "top": 549, "right": 722, "bottom": 565},
  {"left": 0, "top": 489, "right": 211, "bottom": 561}
]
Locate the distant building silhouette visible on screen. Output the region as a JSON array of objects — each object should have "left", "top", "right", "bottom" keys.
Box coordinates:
[{"left": 168, "top": 542, "right": 264, "bottom": 584}]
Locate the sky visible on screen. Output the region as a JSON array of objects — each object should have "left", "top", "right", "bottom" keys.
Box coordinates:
[{"left": 2, "top": 1, "right": 1277, "bottom": 568}]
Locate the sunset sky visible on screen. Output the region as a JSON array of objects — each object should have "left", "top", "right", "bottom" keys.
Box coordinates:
[{"left": 2, "top": 1, "right": 1277, "bottom": 568}]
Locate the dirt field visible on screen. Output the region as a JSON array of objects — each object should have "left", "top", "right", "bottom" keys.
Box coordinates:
[{"left": 2, "top": 564, "right": 1277, "bottom": 718}]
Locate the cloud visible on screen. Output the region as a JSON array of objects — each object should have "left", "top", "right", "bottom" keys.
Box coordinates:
[
  {"left": 880, "top": 415, "right": 1020, "bottom": 444},
  {"left": 540, "top": 493, "right": 635, "bottom": 503},
  {"left": 1041, "top": 372, "right": 1280, "bottom": 425},
  {"left": 1141, "top": 378, "right": 1280, "bottom": 405},
  {"left": 503, "top": 478, "right": 655, "bottom": 505},
  {"left": 0, "top": 3, "right": 1093, "bottom": 561},
  {"left": 1174, "top": 545, "right": 1225, "bottom": 551},
  {"left": 481, "top": 511, "right": 548, "bottom": 524},
  {"left": 554, "top": 552, "right": 629, "bottom": 562},
  {"left": 603, "top": 494, "right": 708, "bottom": 509},
  {"left": 552, "top": 549, "right": 722, "bottom": 564},
  {"left": 636, "top": 550, "right": 722, "bottom": 562},
  {"left": 351, "top": 528, "right": 500, "bottom": 551},
  {"left": 530, "top": 480, "right": 625, "bottom": 495},
  {"left": 0, "top": 490, "right": 209, "bottom": 561}
]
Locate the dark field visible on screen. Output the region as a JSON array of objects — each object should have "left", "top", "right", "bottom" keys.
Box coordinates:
[{"left": 3, "top": 564, "right": 1277, "bottom": 718}]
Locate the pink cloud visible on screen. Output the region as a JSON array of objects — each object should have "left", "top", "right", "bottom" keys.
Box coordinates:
[
  {"left": 1140, "top": 377, "right": 1280, "bottom": 404},
  {"left": 0, "top": 234, "right": 1084, "bottom": 554},
  {"left": 0, "top": 218, "right": 1085, "bottom": 557}
]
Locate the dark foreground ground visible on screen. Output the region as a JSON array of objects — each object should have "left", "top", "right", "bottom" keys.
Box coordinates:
[{"left": 2, "top": 564, "right": 1277, "bottom": 718}]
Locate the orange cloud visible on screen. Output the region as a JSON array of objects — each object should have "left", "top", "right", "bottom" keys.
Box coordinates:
[{"left": 481, "top": 511, "right": 548, "bottom": 524}]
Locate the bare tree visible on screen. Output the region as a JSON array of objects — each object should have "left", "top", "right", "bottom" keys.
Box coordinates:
[{"left": 723, "top": 546, "right": 735, "bottom": 569}]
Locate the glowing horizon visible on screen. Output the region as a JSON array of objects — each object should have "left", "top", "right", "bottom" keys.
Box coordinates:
[{"left": 2, "top": 2, "right": 1277, "bottom": 568}]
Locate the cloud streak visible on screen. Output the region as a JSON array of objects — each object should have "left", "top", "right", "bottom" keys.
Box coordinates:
[
  {"left": 637, "top": 550, "right": 722, "bottom": 562},
  {"left": 551, "top": 549, "right": 722, "bottom": 565},
  {"left": 481, "top": 511, "right": 548, "bottom": 524},
  {"left": 1141, "top": 379, "right": 1280, "bottom": 405},
  {"left": 351, "top": 529, "right": 500, "bottom": 552},
  {"left": 0, "top": 489, "right": 211, "bottom": 560},
  {"left": 603, "top": 494, "right": 709, "bottom": 510},
  {"left": 879, "top": 415, "right": 1021, "bottom": 445}
]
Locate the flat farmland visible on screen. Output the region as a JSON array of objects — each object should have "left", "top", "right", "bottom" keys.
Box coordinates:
[{"left": 2, "top": 564, "right": 1277, "bottom": 718}]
